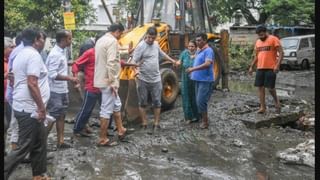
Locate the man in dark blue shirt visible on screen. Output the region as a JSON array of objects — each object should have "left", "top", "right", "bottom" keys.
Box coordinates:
[{"left": 186, "top": 33, "right": 214, "bottom": 129}]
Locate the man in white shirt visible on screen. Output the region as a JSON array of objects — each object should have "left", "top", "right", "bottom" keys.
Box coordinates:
[
  {"left": 46, "top": 30, "right": 79, "bottom": 149},
  {"left": 4, "top": 27, "right": 51, "bottom": 180},
  {"left": 94, "top": 23, "right": 128, "bottom": 146}
]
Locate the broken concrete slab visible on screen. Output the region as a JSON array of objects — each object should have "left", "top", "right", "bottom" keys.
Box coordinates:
[
  {"left": 296, "top": 115, "right": 315, "bottom": 130},
  {"left": 232, "top": 139, "right": 245, "bottom": 147},
  {"left": 236, "top": 111, "right": 304, "bottom": 129},
  {"left": 276, "top": 139, "right": 314, "bottom": 167}
]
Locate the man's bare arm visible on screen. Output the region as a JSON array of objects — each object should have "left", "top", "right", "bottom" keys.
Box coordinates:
[
  {"left": 27, "top": 76, "right": 46, "bottom": 121},
  {"left": 248, "top": 50, "right": 258, "bottom": 75},
  {"left": 275, "top": 45, "right": 284, "bottom": 71},
  {"left": 55, "top": 74, "right": 78, "bottom": 83},
  {"left": 162, "top": 53, "right": 176, "bottom": 63}
]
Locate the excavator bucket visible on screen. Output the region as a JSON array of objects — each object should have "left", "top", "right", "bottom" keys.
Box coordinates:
[
  {"left": 68, "top": 66, "right": 141, "bottom": 123},
  {"left": 118, "top": 66, "right": 141, "bottom": 122}
]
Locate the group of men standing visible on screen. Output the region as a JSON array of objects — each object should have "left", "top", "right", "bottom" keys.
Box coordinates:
[
  {"left": 5, "top": 28, "right": 52, "bottom": 180},
  {"left": 2, "top": 23, "right": 217, "bottom": 179},
  {"left": 4, "top": 27, "right": 84, "bottom": 179},
  {"left": 4, "top": 23, "right": 282, "bottom": 179}
]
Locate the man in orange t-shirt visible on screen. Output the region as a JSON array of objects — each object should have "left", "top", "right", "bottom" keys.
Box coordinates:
[{"left": 249, "top": 25, "right": 283, "bottom": 114}]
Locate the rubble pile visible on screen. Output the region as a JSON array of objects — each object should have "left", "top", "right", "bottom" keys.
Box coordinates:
[
  {"left": 276, "top": 139, "right": 314, "bottom": 167},
  {"left": 296, "top": 115, "right": 315, "bottom": 130}
]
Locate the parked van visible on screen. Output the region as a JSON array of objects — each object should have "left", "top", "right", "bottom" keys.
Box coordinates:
[{"left": 280, "top": 34, "right": 315, "bottom": 69}]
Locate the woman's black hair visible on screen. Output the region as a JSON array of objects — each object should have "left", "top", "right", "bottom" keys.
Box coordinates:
[{"left": 189, "top": 39, "right": 197, "bottom": 47}]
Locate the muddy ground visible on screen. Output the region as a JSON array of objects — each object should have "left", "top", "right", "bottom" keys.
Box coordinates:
[{"left": 7, "top": 70, "right": 315, "bottom": 180}]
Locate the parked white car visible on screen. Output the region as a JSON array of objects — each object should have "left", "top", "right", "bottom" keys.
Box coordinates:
[{"left": 280, "top": 34, "right": 315, "bottom": 69}]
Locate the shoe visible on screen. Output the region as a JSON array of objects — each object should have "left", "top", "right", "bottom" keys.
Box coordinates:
[
  {"left": 186, "top": 119, "right": 199, "bottom": 124},
  {"left": 200, "top": 123, "right": 209, "bottom": 129},
  {"left": 74, "top": 130, "right": 92, "bottom": 137},
  {"left": 57, "top": 142, "right": 72, "bottom": 149}
]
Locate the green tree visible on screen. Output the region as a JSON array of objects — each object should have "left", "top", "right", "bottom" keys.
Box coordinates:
[
  {"left": 4, "top": 0, "right": 96, "bottom": 37},
  {"left": 264, "top": 0, "right": 314, "bottom": 25},
  {"left": 207, "top": 0, "right": 314, "bottom": 26}
]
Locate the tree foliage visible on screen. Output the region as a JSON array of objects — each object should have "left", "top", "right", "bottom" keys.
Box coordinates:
[
  {"left": 264, "top": 0, "right": 314, "bottom": 25},
  {"left": 118, "top": 0, "right": 314, "bottom": 26},
  {"left": 207, "top": 0, "right": 314, "bottom": 26},
  {"left": 229, "top": 44, "right": 254, "bottom": 71},
  {"left": 4, "top": 0, "right": 97, "bottom": 37}
]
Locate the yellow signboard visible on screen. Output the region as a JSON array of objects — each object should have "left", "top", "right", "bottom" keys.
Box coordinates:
[{"left": 63, "top": 12, "right": 76, "bottom": 30}]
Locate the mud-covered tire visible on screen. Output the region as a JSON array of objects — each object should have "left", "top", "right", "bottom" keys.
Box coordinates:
[
  {"left": 160, "top": 68, "right": 179, "bottom": 110},
  {"left": 211, "top": 46, "right": 224, "bottom": 88},
  {"left": 301, "top": 59, "right": 310, "bottom": 70}
]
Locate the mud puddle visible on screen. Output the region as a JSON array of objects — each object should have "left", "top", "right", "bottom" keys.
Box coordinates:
[
  {"left": 228, "top": 70, "right": 315, "bottom": 102},
  {"left": 7, "top": 71, "right": 314, "bottom": 180}
]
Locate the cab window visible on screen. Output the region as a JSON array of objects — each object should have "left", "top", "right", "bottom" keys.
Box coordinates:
[
  {"left": 310, "top": 37, "right": 315, "bottom": 48},
  {"left": 299, "top": 38, "right": 309, "bottom": 49}
]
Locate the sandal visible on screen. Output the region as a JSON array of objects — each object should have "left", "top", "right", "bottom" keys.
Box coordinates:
[
  {"left": 97, "top": 139, "right": 118, "bottom": 147},
  {"left": 57, "top": 142, "right": 72, "bottom": 149},
  {"left": 118, "top": 128, "right": 134, "bottom": 141},
  {"left": 200, "top": 123, "right": 209, "bottom": 129},
  {"left": 186, "top": 119, "right": 199, "bottom": 124}
]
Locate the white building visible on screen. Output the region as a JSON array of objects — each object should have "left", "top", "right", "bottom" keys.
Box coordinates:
[
  {"left": 81, "top": 0, "right": 120, "bottom": 31},
  {"left": 215, "top": 9, "right": 261, "bottom": 32}
]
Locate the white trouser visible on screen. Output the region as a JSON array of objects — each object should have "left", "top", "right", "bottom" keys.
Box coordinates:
[{"left": 99, "top": 87, "right": 122, "bottom": 119}]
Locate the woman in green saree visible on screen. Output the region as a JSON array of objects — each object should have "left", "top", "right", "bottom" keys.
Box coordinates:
[{"left": 176, "top": 40, "right": 199, "bottom": 123}]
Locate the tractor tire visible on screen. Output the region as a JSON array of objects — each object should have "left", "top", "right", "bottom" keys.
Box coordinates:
[
  {"left": 301, "top": 59, "right": 310, "bottom": 70},
  {"left": 160, "top": 68, "right": 179, "bottom": 110},
  {"left": 211, "top": 46, "right": 224, "bottom": 88}
]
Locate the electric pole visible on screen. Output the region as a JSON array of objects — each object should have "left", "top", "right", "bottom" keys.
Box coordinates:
[{"left": 63, "top": 0, "right": 72, "bottom": 60}]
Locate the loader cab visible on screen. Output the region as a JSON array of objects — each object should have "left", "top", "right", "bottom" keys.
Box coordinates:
[{"left": 134, "top": 0, "right": 219, "bottom": 57}]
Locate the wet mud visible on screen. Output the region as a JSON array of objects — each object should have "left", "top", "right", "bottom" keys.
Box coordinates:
[{"left": 7, "top": 70, "right": 314, "bottom": 180}]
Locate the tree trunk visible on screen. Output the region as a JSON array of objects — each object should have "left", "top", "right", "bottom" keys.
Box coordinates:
[
  {"left": 220, "top": 30, "right": 229, "bottom": 90},
  {"left": 240, "top": 8, "right": 258, "bottom": 25},
  {"left": 258, "top": 12, "right": 269, "bottom": 24}
]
